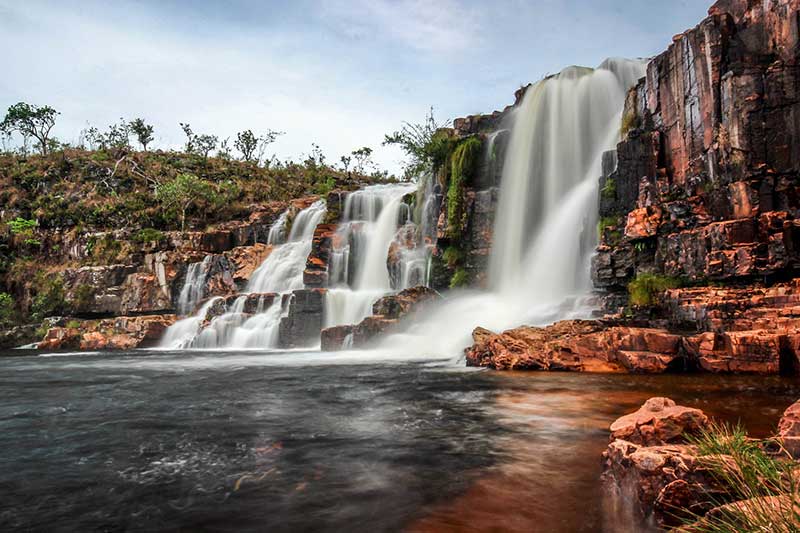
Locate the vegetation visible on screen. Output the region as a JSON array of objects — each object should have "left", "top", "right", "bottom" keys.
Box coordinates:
[
  {"left": 620, "top": 110, "right": 639, "bottom": 137},
  {"left": 449, "top": 268, "right": 469, "bottom": 289},
  {"left": 0, "top": 292, "right": 14, "bottom": 327},
  {"left": 180, "top": 123, "right": 218, "bottom": 160},
  {"left": 1, "top": 102, "right": 59, "bottom": 155},
  {"left": 234, "top": 129, "right": 283, "bottom": 164},
  {"left": 683, "top": 422, "right": 800, "bottom": 532},
  {"left": 155, "top": 173, "right": 218, "bottom": 232},
  {"left": 30, "top": 272, "right": 65, "bottom": 320},
  {"left": 447, "top": 137, "right": 482, "bottom": 240},
  {"left": 598, "top": 215, "right": 622, "bottom": 245},
  {"left": 442, "top": 245, "right": 464, "bottom": 268},
  {"left": 383, "top": 107, "right": 453, "bottom": 178},
  {"left": 133, "top": 228, "right": 164, "bottom": 244},
  {"left": 129, "top": 118, "right": 154, "bottom": 151},
  {"left": 601, "top": 176, "right": 617, "bottom": 201},
  {"left": 628, "top": 272, "right": 681, "bottom": 307}
]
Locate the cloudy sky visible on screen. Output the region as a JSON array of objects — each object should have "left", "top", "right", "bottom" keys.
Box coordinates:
[{"left": 0, "top": 0, "right": 709, "bottom": 174}]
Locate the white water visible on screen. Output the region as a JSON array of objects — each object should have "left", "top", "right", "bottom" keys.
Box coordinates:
[
  {"left": 376, "top": 58, "right": 646, "bottom": 358},
  {"left": 323, "top": 184, "right": 418, "bottom": 328},
  {"left": 159, "top": 201, "right": 326, "bottom": 349},
  {"left": 177, "top": 256, "right": 212, "bottom": 315}
]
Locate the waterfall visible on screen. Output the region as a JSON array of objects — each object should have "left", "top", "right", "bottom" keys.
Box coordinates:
[
  {"left": 376, "top": 58, "right": 646, "bottom": 357},
  {"left": 323, "top": 184, "right": 418, "bottom": 328},
  {"left": 158, "top": 201, "right": 326, "bottom": 349},
  {"left": 176, "top": 256, "right": 212, "bottom": 315}
]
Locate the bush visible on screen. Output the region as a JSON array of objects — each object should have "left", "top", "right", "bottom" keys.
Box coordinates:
[
  {"left": 134, "top": 228, "right": 164, "bottom": 244},
  {"left": 442, "top": 245, "right": 464, "bottom": 268},
  {"left": 0, "top": 292, "right": 14, "bottom": 327},
  {"left": 598, "top": 215, "right": 622, "bottom": 245},
  {"left": 627, "top": 273, "right": 680, "bottom": 307},
  {"left": 601, "top": 176, "right": 617, "bottom": 201},
  {"left": 31, "top": 273, "right": 65, "bottom": 320},
  {"left": 620, "top": 111, "right": 638, "bottom": 136},
  {"left": 449, "top": 268, "right": 469, "bottom": 289}
]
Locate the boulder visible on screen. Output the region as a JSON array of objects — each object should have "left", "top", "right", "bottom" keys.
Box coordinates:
[
  {"left": 608, "top": 397, "right": 709, "bottom": 446},
  {"left": 223, "top": 243, "right": 273, "bottom": 285},
  {"left": 38, "top": 315, "right": 177, "bottom": 350},
  {"left": 777, "top": 399, "right": 800, "bottom": 458}
]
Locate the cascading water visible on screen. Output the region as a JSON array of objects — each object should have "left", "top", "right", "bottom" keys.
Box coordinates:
[
  {"left": 176, "top": 256, "right": 212, "bottom": 315},
  {"left": 323, "top": 184, "right": 419, "bottom": 328},
  {"left": 159, "top": 201, "right": 326, "bottom": 349},
  {"left": 376, "top": 58, "right": 646, "bottom": 358}
]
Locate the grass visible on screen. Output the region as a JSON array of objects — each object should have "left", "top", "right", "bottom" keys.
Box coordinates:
[
  {"left": 601, "top": 176, "right": 617, "bottom": 201},
  {"left": 627, "top": 272, "right": 681, "bottom": 307},
  {"left": 681, "top": 422, "right": 800, "bottom": 532},
  {"left": 620, "top": 111, "right": 639, "bottom": 137},
  {"left": 446, "top": 137, "right": 482, "bottom": 241},
  {"left": 449, "top": 268, "right": 469, "bottom": 289}
]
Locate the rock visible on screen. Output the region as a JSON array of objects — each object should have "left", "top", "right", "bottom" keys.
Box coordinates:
[
  {"left": 625, "top": 206, "right": 662, "bottom": 239},
  {"left": 223, "top": 243, "right": 273, "bottom": 285},
  {"left": 321, "top": 286, "right": 442, "bottom": 351},
  {"left": 609, "top": 397, "right": 710, "bottom": 446},
  {"left": 38, "top": 315, "right": 177, "bottom": 350},
  {"left": 278, "top": 289, "right": 326, "bottom": 348},
  {"left": 0, "top": 324, "right": 42, "bottom": 350},
  {"left": 303, "top": 224, "right": 336, "bottom": 288},
  {"left": 777, "top": 399, "right": 800, "bottom": 458}
]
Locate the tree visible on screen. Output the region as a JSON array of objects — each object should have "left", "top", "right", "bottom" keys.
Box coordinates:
[
  {"left": 180, "top": 123, "right": 217, "bottom": 159},
  {"left": 0, "top": 292, "right": 14, "bottom": 328},
  {"left": 0, "top": 102, "right": 59, "bottom": 155},
  {"left": 383, "top": 107, "right": 452, "bottom": 178},
  {"left": 86, "top": 118, "right": 130, "bottom": 152},
  {"left": 235, "top": 128, "right": 284, "bottom": 164},
  {"left": 129, "top": 118, "right": 154, "bottom": 151},
  {"left": 340, "top": 155, "right": 352, "bottom": 174},
  {"left": 351, "top": 146, "right": 374, "bottom": 174},
  {"left": 155, "top": 173, "right": 214, "bottom": 232}
]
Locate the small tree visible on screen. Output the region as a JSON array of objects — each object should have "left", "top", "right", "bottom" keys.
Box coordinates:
[
  {"left": 85, "top": 118, "right": 131, "bottom": 152},
  {"left": 155, "top": 173, "right": 214, "bottom": 232},
  {"left": 383, "top": 107, "right": 452, "bottom": 178},
  {"left": 351, "top": 146, "right": 374, "bottom": 174},
  {"left": 235, "top": 129, "right": 284, "bottom": 164},
  {"left": 340, "top": 155, "right": 351, "bottom": 174},
  {"left": 180, "top": 123, "right": 217, "bottom": 159},
  {"left": 0, "top": 292, "right": 14, "bottom": 328},
  {"left": 0, "top": 102, "right": 59, "bottom": 155},
  {"left": 129, "top": 118, "right": 154, "bottom": 151}
]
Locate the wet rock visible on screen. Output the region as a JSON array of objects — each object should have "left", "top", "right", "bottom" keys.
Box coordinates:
[
  {"left": 38, "top": 315, "right": 177, "bottom": 350},
  {"left": 609, "top": 397, "right": 709, "bottom": 446},
  {"left": 625, "top": 206, "right": 662, "bottom": 239},
  {"left": 278, "top": 289, "right": 326, "bottom": 348},
  {"left": 777, "top": 399, "right": 800, "bottom": 458},
  {"left": 223, "top": 243, "right": 273, "bottom": 286},
  {"left": 303, "top": 224, "right": 337, "bottom": 288}
]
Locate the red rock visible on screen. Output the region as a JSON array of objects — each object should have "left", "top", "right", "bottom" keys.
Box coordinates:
[
  {"left": 777, "top": 399, "right": 800, "bottom": 458},
  {"left": 38, "top": 315, "right": 177, "bottom": 350},
  {"left": 609, "top": 397, "right": 710, "bottom": 446},
  {"left": 223, "top": 243, "right": 273, "bottom": 284},
  {"left": 625, "top": 206, "right": 662, "bottom": 239}
]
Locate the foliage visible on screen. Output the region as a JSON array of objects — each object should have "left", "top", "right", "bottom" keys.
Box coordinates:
[
  {"left": 620, "top": 111, "right": 639, "bottom": 137},
  {"left": 0, "top": 102, "right": 59, "bottom": 155},
  {"left": 234, "top": 129, "right": 283, "bottom": 164},
  {"left": 601, "top": 176, "right": 617, "bottom": 201},
  {"left": 133, "top": 228, "right": 164, "bottom": 243},
  {"left": 351, "top": 147, "right": 374, "bottom": 174},
  {"left": 442, "top": 245, "right": 464, "bottom": 268},
  {"left": 129, "top": 118, "right": 154, "bottom": 151},
  {"left": 180, "top": 123, "right": 218, "bottom": 159},
  {"left": 86, "top": 119, "right": 131, "bottom": 152},
  {"left": 31, "top": 272, "right": 65, "bottom": 320},
  {"left": 447, "top": 137, "right": 482, "bottom": 240},
  {"left": 155, "top": 172, "right": 215, "bottom": 232},
  {"left": 627, "top": 272, "right": 681, "bottom": 307},
  {"left": 72, "top": 284, "right": 95, "bottom": 311},
  {"left": 598, "top": 215, "right": 622, "bottom": 245},
  {"left": 0, "top": 292, "right": 14, "bottom": 327},
  {"left": 449, "top": 268, "right": 469, "bottom": 289},
  {"left": 8, "top": 217, "right": 40, "bottom": 246},
  {"left": 313, "top": 176, "right": 336, "bottom": 196},
  {"left": 383, "top": 107, "right": 453, "bottom": 178},
  {"left": 683, "top": 422, "right": 800, "bottom": 532}
]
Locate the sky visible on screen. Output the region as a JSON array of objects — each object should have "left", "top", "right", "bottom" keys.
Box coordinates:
[{"left": 0, "top": 0, "right": 710, "bottom": 174}]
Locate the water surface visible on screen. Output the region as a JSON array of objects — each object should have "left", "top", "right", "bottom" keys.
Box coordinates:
[{"left": 1, "top": 349, "right": 796, "bottom": 532}]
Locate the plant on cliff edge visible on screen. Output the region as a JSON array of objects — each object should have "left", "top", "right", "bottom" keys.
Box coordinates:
[
  {"left": 235, "top": 129, "right": 283, "bottom": 164},
  {"left": 447, "top": 137, "right": 482, "bottom": 240},
  {"left": 627, "top": 272, "right": 680, "bottom": 307},
  {"left": 180, "top": 123, "right": 218, "bottom": 160},
  {"left": 1, "top": 102, "right": 59, "bottom": 155},
  {"left": 31, "top": 273, "right": 66, "bottom": 320},
  {"left": 383, "top": 107, "right": 452, "bottom": 178}
]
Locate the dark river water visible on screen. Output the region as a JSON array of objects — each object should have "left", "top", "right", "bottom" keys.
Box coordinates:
[{"left": 1, "top": 349, "right": 797, "bottom": 532}]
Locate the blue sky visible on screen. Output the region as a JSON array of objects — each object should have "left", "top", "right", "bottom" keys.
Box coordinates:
[{"left": 0, "top": 0, "right": 710, "bottom": 173}]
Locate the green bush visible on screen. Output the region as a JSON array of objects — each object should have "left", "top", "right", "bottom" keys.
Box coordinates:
[
  {"left": 134, "top": 228, "right": 164, "bottom": 243},
  {"left": 447, "top": 137, "right": 482, "bottom": 240},
  {"left": 627, "top": 273, "right": 680, "bottom": 307},
  {"left": 449, "top": 268, "right": 469, "bottom": 289},
  {"left": 31, "top": 273, "right": 65, "bottom": 320},
  {"left": 598, "top": 215, "right": 623, "bottom": 245},
  {"left": 0, "top": 292, "right": 14, "bottom": 327},
  {"left": 601, "top": 176, "right": 617, "bottom": 201},
  {"left": 442, "top": 245, "right": 464, "bottom": 268}
]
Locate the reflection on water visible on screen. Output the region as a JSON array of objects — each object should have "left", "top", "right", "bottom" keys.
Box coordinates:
[{"left": 0, "top": 350, "right": 797, "bottom": 532}]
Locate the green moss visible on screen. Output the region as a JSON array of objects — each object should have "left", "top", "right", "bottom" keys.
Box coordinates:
[
  {"left": 598, "top": 215, "right": 623, "bottom": 245},
  {"left": 446, "top": 137, "right": 482, "bottom": 241},
  {"left": 442, "top": 245, "right": 464, "bottom": 268},
  {"left": 627, "top": 273, "right": 681, "bottom": 307},
  {"left": 620, "top": 111, "right": 639, "bottom": 136},
  {"left": 601, "top": 176, "right": 617, "bottom": 201},
  {"left": 449, "top": 268, "right": 469, "bottom": 289}
]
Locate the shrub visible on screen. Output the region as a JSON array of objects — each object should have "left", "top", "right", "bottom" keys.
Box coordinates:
[
  {"left": 449, "top": 268, "right": 469, "bottom": 289},
  {"left": 72, "top": 284, "right": 95, "bottom": 310},
  {"left": 0, "top": 292, "right": 14, "bottom": 327},
  {"left": 134, "top": 228, "right": 164, "bottom": 244},
  {"left": 627, "top": 273, "right": 680, "bottom": 307},
  {"left": 601, "top": 176, "right": 617, "bottom": 200},
  {"left": 442, "top": 245, "right": 464, "bottom": 268},
  {"left": 620, "top": 111, "right": 639, "bottom": 136},
  {"left": 598, "top": 215, "right": 623, "bottom": 245},
  {"left": 31, "top": 273, "right": 65, "bottom": 320}
]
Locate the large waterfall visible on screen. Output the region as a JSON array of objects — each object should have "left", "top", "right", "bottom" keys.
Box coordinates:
[{"left": 377, "top": 58, "right": 645, "bottom": 357}]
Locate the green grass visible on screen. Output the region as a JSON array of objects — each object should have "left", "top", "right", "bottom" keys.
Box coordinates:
[
  {"left": 601, "top": 176, "right": 617, "bottom": 201},
  {"left": 620, "top": 111, "right": 638, "bottom": 136},
  {"left": 627, "top": 272, "right": 681, "bottom": 307},
  {"left": 446, "top": 137, "right": 482, "bottom": 241},
  {"left": 449, "top": 268, "right": 469, "bottom": 289},
  {"left": 681, "top": 422, "right": 800, "bottom": 532}
]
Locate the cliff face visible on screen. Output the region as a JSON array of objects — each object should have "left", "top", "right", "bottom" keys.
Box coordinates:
[{"left": 594, "top": 0, "right": 800, "bottom": 290}]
